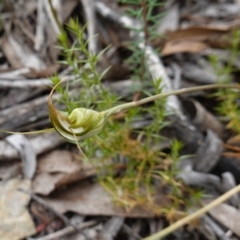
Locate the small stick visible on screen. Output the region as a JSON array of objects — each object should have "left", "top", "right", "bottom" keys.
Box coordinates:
[
  {"left": 123, "top": 224, "right": 142, "bottom": 240},
  {"left": 32, "top": 220, "right": 97, "bottom": 240}
]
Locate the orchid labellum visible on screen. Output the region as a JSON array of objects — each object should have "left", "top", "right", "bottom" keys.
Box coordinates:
[{"left": 48, "top": 81, "right": 114, "bottom": 143}]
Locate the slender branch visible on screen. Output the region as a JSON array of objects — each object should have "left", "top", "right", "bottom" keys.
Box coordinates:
[
  {"left": 47, "top": 0, "right": 62, "bottom": 34},
  {"left": 33, "top": 220, "right": 97, "bottom": 240},
  {"left": 105, "top": 84, "right": 240, "bottom": 115},
  {"left": 143, "top": 184, "right": 240, "bottom": 240}
]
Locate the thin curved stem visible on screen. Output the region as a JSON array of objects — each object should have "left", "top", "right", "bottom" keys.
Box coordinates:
[
  {"left": 0, "top": 128, "right": 55, "bottom": 135},
  {"left": 106, "top": 83, "right": 240, "bottom": 115}
]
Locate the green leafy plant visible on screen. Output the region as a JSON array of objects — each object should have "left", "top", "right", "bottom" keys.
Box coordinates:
[
  {"left": 44, "top": 16, "right": 240, "bottom": 216},
  {"left": 44, "top": 8, "right": 240, "bottom": 237},
  {"left": 1, "top": 7, "right": 240, "bottom": 218}
]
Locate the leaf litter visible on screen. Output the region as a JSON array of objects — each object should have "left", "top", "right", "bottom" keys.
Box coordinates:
[{"left": 0, "top": 0, "right": 240, "bottom": 240}]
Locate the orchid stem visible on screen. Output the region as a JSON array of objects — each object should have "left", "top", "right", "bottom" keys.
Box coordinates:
[{"left": 106, "top": 84, "right": 239, "bottom": 115}]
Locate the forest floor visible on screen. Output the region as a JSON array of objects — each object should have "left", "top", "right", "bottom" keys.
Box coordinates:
[{"left": 1, "top": 0, "right": 240, "bottom": 240}]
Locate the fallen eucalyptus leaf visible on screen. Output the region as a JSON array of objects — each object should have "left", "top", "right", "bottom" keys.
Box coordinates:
[
  {"left": 42, "top": 181, "right": 169, "bottom": 218},
  {"left": 33, "top": 150, "right": 95, "bottom": 195}
]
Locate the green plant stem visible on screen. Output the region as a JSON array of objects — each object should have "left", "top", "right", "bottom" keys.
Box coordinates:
[
  {"left": 143, "top": 183, "right": 240, "bottom": 240},
  {"left": 105, "top": 84, "right": 240, "bottom": 115}
]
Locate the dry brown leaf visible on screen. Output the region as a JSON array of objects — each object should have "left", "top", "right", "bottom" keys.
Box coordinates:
[
  {"left": 37, "top": 150, "right": 82, "bottom": 173},
  {"left": 227, "top": 135, "right": 240, "bottom": 145},
  {"left": 33, "top": 150, "right": 95, "bottom": 195},
  {"left": 161, "top": 40, "right": 208, "bottom": 56},
  {"left": 166, "top": 27, "right": 226, "bottom": 42},
  {"left": 223, "top": 143, "right": 240, "bottom": 152},
  {"left": 42, "top": 181, "right": 169, "bottom": 218},
  {"left": 160, "top": 23, "right": 240, "bottom": 55},
  {"left": 221, "top": 152, "right": 240, "bottom": 158},
  {"left": 222, "top": 143, "right": 240, "bottom": 158}
]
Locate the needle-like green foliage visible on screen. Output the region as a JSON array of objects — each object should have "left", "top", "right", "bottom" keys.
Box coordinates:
[
  {"left": 210, "top": 29, "right": 240, "bottom": 136},
  {"left": 47, "top": 8, "right": 238, "bottom": 217}
]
